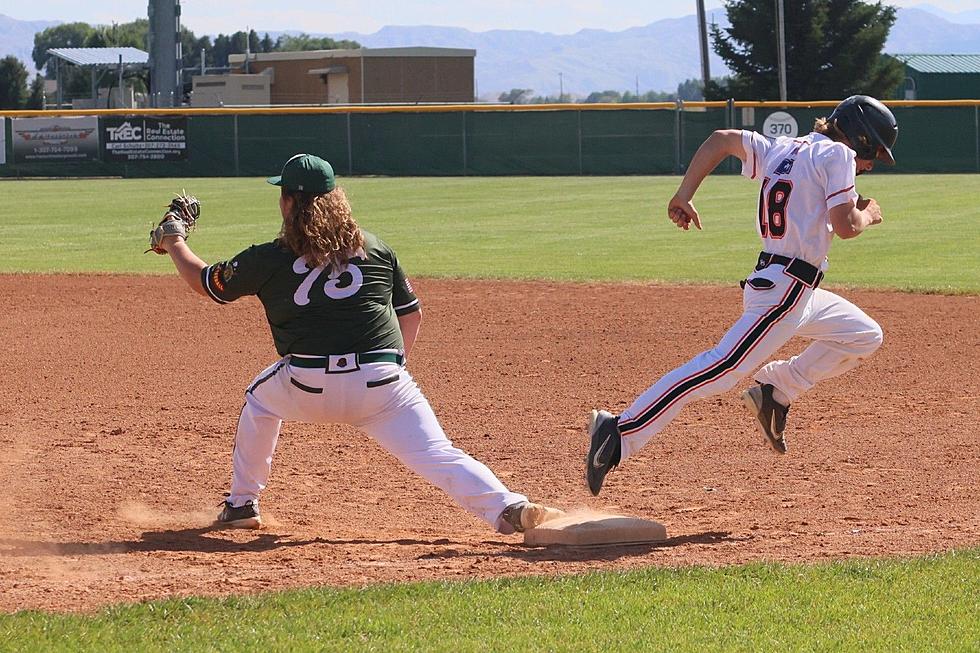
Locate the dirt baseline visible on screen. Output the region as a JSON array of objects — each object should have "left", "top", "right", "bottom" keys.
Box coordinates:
[{"left": 1, "top": 275, "right": 977, "bottom": 612}]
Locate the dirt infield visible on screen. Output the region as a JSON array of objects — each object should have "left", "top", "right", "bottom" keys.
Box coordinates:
[{"left": 1, "top": 275, "right": 977, "bottom": 612}]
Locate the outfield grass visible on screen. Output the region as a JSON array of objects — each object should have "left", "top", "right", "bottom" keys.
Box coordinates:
[
  {"left": 2, "top": 550, "right": 977, "bottom": 652},
  {"left": 0, "top": 174, "right": 977, "bottom": 292}
]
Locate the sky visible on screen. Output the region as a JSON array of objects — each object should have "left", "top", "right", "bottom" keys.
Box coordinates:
[{"left": 6, "top": 0, "right": 979, "bottom": 35}]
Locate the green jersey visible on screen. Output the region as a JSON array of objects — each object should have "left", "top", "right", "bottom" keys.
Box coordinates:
[{"left": 201, "top": 230, "right": 419, "bottom": 356}]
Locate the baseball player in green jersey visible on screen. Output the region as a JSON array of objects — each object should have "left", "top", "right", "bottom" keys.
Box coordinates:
[{"left": 153, "top": 153, "right": 562, "bottom": 534}]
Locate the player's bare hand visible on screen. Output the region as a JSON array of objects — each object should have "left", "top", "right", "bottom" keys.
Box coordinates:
[
  {"left": 667, "top": 194, "right": 702, "bottom": 230},
  {"left": 857, "top": 195, "right": 883, "bottom": 225}
]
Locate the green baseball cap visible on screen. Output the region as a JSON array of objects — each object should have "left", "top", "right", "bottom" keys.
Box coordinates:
[{"left": 267, "top": 153, "right": 336, "bottom": 194}]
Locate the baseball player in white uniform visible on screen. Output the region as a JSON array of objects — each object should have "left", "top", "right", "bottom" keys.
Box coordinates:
[{"left": 587, "top": 95, "right": 899, "bottom": 495}]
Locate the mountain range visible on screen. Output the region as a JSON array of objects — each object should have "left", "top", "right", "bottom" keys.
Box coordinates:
[{"left": 2, "top": 5, "right": 979, "bottom": 98}]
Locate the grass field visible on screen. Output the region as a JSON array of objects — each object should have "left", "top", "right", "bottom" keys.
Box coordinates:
[
  {"left": 1, "top": 174, "right": 978, "bottom": 649},
  {"left": 2, "top": 551, "right": 977, "bottom": 652},
  {"left": 1, "top": 174, "right": 978, "bottom": 292}
]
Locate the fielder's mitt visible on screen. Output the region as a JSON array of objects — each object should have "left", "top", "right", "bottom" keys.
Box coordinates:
[{"left": 146, "top": 192, "right": 201, "bottom": 254}]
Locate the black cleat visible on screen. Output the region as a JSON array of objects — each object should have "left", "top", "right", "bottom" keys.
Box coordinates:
[
  {"left": 741, "top": 383, "right": 790, "bottom": 454},
  {"left": 215, "top": 499, "right": 262, "bottom": 529},
  {"left": 585, "top": 409, "right": 622, "bottom": 496}
]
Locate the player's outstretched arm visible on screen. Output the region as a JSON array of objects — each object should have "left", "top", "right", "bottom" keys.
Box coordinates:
[
  {"left": 160, "top": 237, "right": 208, "bottom": 297},
  {"left": 668, "top": 129, "right": 744, "bottom": 230}
]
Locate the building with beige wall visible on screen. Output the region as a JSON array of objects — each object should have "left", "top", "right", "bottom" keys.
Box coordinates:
[
  {"left": 226, "top": 47, "right": 475, "bottom": 105},
  {"left": 191, "top": 72, "right": 272, "bottom": 107}
]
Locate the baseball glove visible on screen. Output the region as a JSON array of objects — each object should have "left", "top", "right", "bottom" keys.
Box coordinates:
[{"left": 146, "top": 191, "right": 202, "bottom": 254}]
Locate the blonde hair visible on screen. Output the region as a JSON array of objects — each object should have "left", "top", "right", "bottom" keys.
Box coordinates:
[
  {"left": 813, "top": 117, "right": 846, "bottom": 141},
  {"left": 278, "top": 186, "right": 364, "bottom": 270}
]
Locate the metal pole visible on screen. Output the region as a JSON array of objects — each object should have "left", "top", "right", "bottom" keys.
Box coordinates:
[
  {"left": 346, "top": 112, "right": 353, "bottom": 174},
  {"left": 118, "top": 54, "right": 124, "bottom": 108},
  {"left": 233, "top": 113, "right": 240, "bottom": 177},
  {"left": 697, "top": 0, "right": 711, "bottom": 93},
  {"left": 56, "top": 57, "right": 62, "bottom": 109},
  {"left": 461, "top": 110, "right": 468, "bottom": 176},
  {"left": 776, "top": 0, "right": 788, "bottom": 102},
  {"left": 727, "top": 98, "right": 736, "bottom": 172},
  {"left": 674, "top": 100, "right": 683, "bottom": 174}
]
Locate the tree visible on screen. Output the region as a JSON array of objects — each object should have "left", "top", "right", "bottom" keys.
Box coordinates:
[
  {"left": 585, "top": 90, "right": 622, "bottom": 103},
  {"left": 498, "top": 88, "right": 533, "bottom": 104},
  {"left": 709, "top": 0, "right": 904, "bottom": 100},
  {"left": 26, "top": 74, "right": 46, "bottom": 109},
  {"left": 0, "top": 56, "right": 30, "bottom": 109},
  {"left": 676, "top": 78, "right": 705, "bottom": 101},
  {"left": 260, "top": 33, "right": 275, "bottom": 53},
  {"left": 274, "top": 34, "right": 360, "bottom": 52},
  {"left": 32, "top": 23, "right": 96, "bottom": 73}
]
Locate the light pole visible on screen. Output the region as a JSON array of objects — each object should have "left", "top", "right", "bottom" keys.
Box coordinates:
[
  {"left": 775, "top": 0, "right": 788, "bottom": 102},
  {"left": 559, "top": 72, "right": 564, "bottom": 102},
  {"left": 697, "top": 0, "right": 711, "bottom": 94}
]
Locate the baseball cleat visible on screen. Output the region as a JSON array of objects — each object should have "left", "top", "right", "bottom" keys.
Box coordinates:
[
  {"left": 215, "top": 499, "right": 263, "bottom": 529},
  {"left": 501, "top": 501, "right": 564, "bottom": 532},
  {"left": 586, "top": 409, "right": 622, "bottom": 496},
  {"left": 741, "top": 383, "right": 789, "bottom": 454}
]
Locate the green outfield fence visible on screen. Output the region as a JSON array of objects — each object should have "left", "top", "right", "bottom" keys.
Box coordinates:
[{"left": 1, "top": 100, "right": 978, "bottom": 178}]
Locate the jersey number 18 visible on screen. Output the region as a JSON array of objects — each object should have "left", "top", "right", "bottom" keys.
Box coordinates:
[{"left": 758, "top": 177, "right": 792, "bottom": 239}]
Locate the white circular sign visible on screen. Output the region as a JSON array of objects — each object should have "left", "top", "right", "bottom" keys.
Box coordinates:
[{"left": 762, "top": 111, "right": 799, "bottom": 138}]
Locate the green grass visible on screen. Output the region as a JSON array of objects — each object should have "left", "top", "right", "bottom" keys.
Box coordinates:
[
  {"left": 1, "top": 174, "right": 977, "bottom": 292},
  {"left": 2, "top": 550, "right": 977, "bottom": 652}
]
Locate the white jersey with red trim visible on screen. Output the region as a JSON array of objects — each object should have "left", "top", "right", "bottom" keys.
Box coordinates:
[{"left": 739, "top": 131, "right": 858, "bottom": 268}]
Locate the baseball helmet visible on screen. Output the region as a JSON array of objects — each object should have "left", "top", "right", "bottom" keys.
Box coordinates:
[{"left": 828, "top": 95, "right": 898, "bottom": 165}]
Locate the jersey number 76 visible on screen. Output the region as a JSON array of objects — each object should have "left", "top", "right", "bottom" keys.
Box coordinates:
[{"left": 758, "top": 177, "right": 792, "bottom": 239}]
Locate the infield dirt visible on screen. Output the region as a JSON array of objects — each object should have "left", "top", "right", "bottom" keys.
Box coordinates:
[{"left": 1, "top": 275, "right": 977, "bottom": 612}]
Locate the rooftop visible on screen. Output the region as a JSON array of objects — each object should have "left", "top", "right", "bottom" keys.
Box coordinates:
[
  {"left": 889, "top": 54, "right": 980, "bottom": 74},
  {"left": 46, "top": 47, "right": 149, "bottom": 67}
]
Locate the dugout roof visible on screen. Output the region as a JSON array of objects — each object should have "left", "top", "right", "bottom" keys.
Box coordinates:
[{"left": 46, "top": 47, "right": 149, "bottom": 67}]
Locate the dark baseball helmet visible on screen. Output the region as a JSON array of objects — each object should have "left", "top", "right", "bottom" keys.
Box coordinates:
[{"left": 828, "top": 95, "right": 898, "bottom": 165}]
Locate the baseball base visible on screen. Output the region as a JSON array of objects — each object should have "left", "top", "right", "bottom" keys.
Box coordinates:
[{"left": 523, "top": 510, "right": 667, "bottom": 547}]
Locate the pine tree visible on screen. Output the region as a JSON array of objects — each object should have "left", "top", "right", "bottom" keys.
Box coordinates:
[{"left": 708, "top": 0, "right": 904, "bottom": 100}]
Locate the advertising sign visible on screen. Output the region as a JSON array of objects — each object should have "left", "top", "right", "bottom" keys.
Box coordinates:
[
  {"left": 103, "top": 116, "right": 187, "bottom": 161},
  {"left": 11, "top": 117, "right": 99, "bottom": 163}
]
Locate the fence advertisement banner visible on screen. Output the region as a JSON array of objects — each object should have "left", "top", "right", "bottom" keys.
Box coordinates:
[
  {"left": 11, "top": 116, "right": 99, "bottom": 163},
  {"left": 103, "top": 116, "right": 188, "bottom": 161},
  {"left": 0, "top": 117, "right": 6, "bottom": 165}
]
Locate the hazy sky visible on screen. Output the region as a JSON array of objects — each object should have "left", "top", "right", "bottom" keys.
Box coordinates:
[{"left": 7, "top": 0, "right": 978, "bottom": 35}]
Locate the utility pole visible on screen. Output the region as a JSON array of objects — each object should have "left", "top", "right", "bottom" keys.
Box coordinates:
[
  {"left": 559, "top": 72, "right": 564, "bottom": 102},
  {"left": 775, "top": 0, "right": 788, "bottom": 102},
  {"left": 697, "top": 0, "right": 711, "bottom": 93}
]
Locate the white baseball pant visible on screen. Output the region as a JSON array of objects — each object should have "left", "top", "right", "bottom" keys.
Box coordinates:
[
  {"left": 226, "top": 352, "right": 528, "bottom": 533},
  {"left": 617, "top": 263, "right": 883, "bottom": 461}
]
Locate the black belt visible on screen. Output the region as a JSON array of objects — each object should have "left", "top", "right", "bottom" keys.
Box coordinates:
[
  {"left": 288, "top": 352, "right": 404, "bottom": 369},
  {"left": 755, "top": 251, "right": 823, "bottom": 288}
]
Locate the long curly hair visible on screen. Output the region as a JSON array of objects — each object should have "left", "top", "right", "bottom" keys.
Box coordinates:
[{"left": 278, "top": 186, "right": 363, "bottom": 270}]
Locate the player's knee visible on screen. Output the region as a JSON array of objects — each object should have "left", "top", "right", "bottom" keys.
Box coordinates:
[{"left": 859, "top": 321, "right": 884, "bottom": 355}]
